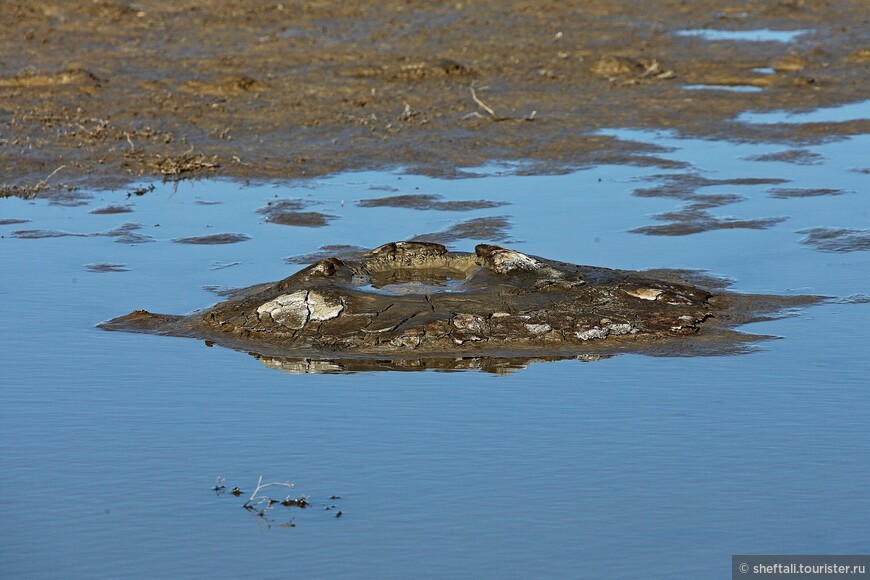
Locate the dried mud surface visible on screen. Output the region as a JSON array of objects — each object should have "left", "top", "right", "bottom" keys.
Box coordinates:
[{"left": 2, "top": 0, "right": 868, "bottom": 195}]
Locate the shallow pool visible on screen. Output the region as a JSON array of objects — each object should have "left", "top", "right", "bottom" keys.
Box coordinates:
[{"left": 1, "top": 126, "right": 868, "bottom": 577}]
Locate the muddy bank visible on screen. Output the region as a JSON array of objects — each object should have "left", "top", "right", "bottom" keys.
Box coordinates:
[{"left": 1, "top": 0, "right": 868, "bottom": 194}]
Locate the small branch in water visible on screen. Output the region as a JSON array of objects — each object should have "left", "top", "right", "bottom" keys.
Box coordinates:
[{"left": 213, "top": 475, "right": 339, "bottom": 529}]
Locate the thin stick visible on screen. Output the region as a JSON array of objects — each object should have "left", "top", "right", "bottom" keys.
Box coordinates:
[
  {"left": 44, "top": 165, "right": 66, "bottom": 181},
  {"left": 34, "top": 164, "right": 66, "bottom": 191},
  {"left": 470, "top": 87, "right": 498, "bottom": 119},
  {"left": 246, "top": 475, "right": 295, "bottom": 506}
]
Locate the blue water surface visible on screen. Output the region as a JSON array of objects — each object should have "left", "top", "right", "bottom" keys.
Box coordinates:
[
  {"left": 675, "top": 29, "right": 812, "bottom": 42},
  {"left": 1, "top": 128, "right": 868, "bottom": 578}
]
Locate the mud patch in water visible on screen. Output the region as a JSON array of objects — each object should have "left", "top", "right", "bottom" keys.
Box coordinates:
[
  {"left": 12, "top": 222, "right": 153, "bottom": 244},
  {"left": 0, "top": 218, "right": 29, "bottom": 225},
  {"left": 744, "top": 149, "right": 824, "bottom": 165},
  {"left": 266, "top": 211, "right": 337, "bottom": 227},
  {"left": 85, "top": 263, "right": 128, "bottom": 273},
  {"left": 627, "top": 172, "right": 791, "bottom": 236},
  {"left": 798, "top": 227, "right": 870, "bottom": 253},
  {"left": 631, "top": 208, "right": 787, "bottom": 236},
  {"left": 211, "top": 261, "right": 241, "bottom": 270},
  {"left": 256, "top": 198, "right": 337, "bottom": 227},
  {"left": 632, "top": 173, "right": 788, "bottom": 200},
  {"left": 172, "top": 233, "right": 251, "bottom": 245},
  {"left": 768, "top": 187, "right": 849, "bottom": 199},
  {"left": 410, "top": 216, "right": 513, "bottom": 244},
  {"left": 357, "top": 193, "right": 509, "bottom": 212},
  {"left": 836, "top": 294, "right": 870, "bottom": 305},
  {"left": 90, "top": 203, "right": 134, "bottom": 214},
  {"left": 30, "top": 188, "right": 94, "bottom": 207}
]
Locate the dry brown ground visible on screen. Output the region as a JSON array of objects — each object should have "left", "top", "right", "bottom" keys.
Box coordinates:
[{"left": 1, "top": 0, "right": 867, "bottom": 195}]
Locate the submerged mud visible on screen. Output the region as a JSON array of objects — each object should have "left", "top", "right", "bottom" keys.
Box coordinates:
[
  {"left": 1, "top": 0, "right": 868, "bottom": 195},
  {"left": 798, "top": 227, "right": 870, "bottom": 252},
  {"left": 101, "top": 242, "right": 822, "bottom": 373},
  {"left": 171, "top": 233, "right": 251, "bottom": 245},
  {"left": 357, "top": 194, "right": 509, "bottom": 212},
  {"left": 12, "top": 222, "right": 153, "bottom": 244},
  {"left": 255, "top": 199, "right": 338, "bottom": 227}
]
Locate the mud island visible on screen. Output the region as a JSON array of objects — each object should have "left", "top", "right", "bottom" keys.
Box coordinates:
[{"left": 101, "top": 242, "right": 819, "bottom": 371}]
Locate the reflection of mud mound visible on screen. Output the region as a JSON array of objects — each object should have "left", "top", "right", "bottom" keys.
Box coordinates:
[
  {"left": 100, "top": 241, "right": 825, "bottom": 373},
  {"left": 254, "top": 353, "right": 610, "bottom": 375}
]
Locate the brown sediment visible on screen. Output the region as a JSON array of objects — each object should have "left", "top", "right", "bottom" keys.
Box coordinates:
[
  {"left": 1, "top": 0, "right": 867, "bottom": 194},
  {"left": 99, "top": 241, "right": 825, "bottom": 372},
  {"left": 263, "top": 211, "right": 337, "bottom": 227}
]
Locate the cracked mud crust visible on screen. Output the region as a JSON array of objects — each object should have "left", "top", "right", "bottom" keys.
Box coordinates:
[
  {"left": 2, "top": 0, "right": 869, "bottom": 194},
  {"left": 100, "top": 241, "right": 823, "bottom": 369}
]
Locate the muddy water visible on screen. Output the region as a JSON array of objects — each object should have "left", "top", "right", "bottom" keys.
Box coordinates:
[{"left": 2, "top": 125, "right": 869, "bottom": 576}]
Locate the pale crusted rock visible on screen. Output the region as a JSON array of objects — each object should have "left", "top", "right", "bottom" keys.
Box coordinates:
[
  {"left": 624, "top": 287, "right": 663, "bottom": 301},
  {"left": 257, "top": 291, "right": 309, "bottom": 329}
]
